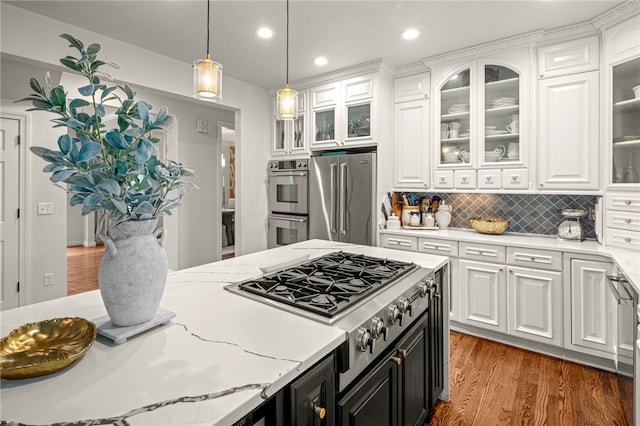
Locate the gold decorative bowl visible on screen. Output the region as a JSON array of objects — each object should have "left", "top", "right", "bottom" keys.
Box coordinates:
[
  {"left": 470, "top": 217, "right": 509, "bottom": 235},
  {"left": 1, "top": 317, "right": 96, "bottom": 380}
]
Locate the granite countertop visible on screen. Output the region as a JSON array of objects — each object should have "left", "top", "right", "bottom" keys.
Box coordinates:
[
  {"left": 380, "top": 228, "right": 640, "bottom": 293},
  {"left": 0, "top": 239, "right": 448, "bottom": 426}
]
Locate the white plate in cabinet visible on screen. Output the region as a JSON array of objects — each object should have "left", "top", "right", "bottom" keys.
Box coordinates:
[
  {"left": 606, "top": 210, "right": 640, "bottom": 231},
  {"left": 507, "top": 247, "right": 562, "bottom": 271},
  {"left": 418, "top": 237, "right": 459, "bottom": 257},
  {"left": 394, "top": 73, "right": 430, "bottom": 103},
  {"left": 454, "top": 170, "right": 476, "bottom": 189},
  {"left": 606, "top": 192, "right": 640, "bottom": 212},
  {"left": 502, "top": 169, "right": 529, "bottom": 190},
  {"left": 380, "top": 234, "right": 418, "bottom": 251},
  {"left": 477, "top": 169, "right": 502, "bottom": 190},
  {"left": 605, "top": 228, "right": 640, "bottom": 251},
  {"left": 537, "top": 35, "right": 599, "bottom": 79},
  {"left": 459, "top": 241, "right": 506, "bottom": 263},
  {"left": 433, "top": 170, "right": 454, "bottom": 189}
]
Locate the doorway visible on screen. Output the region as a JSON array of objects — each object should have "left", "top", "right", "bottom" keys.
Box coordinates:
[{"left": 219, "top": 122, "right": 236, "bottom": 259}]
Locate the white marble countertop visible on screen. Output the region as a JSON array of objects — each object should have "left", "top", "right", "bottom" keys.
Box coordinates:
[
  {"left": 380, "top": 228, "right": 640, "bottom": 292},
  {"left": 0, "top": 239, "right": 448, "bottom": 426}
]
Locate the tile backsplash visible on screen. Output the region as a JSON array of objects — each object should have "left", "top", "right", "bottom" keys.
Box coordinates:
[{"left": 400, "top": 192, "right": 598, "bottom": 239}]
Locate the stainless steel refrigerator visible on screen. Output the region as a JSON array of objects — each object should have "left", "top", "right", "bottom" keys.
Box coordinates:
[{"left": 309, "top": 152, "right": 376, "bottom": 245}]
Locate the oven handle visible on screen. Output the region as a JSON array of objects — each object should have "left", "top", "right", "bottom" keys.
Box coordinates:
[
  {"left": 606, "top": 274, "right": 634, "bottom": 306},
  {"left": 330, "top": 163, "right": 337, "bottom": 234},
  {"left": 340, "top": 162, "right": 348, "bottom": 235},
  {"left": 267, "top": 171, "right": 308, "bottom": 177},
  {"left": 268, "top": 214, "right": 308, "bottom": 223}
]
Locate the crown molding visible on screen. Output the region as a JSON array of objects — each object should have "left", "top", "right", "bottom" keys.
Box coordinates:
[
  {"left": 538, "top": 22, "right": 599, "bottom": 45},
  {"left": 421, "top": 30, "right": 543, "bottom": 67},
  {"left": 592, "top": 0, "right": 639, "bottom": 29},
  {"left": 286, "top": 58, "right": 392, "bottom": 90},
  {"left": 391, "top": 62, "right": 430, "bottom": 78}
]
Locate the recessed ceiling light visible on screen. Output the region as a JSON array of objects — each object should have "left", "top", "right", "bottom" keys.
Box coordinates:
[
  {"left": 402, "top": 28, "right": 421, "bottom": 40},
  {"left": 256, "top": 27, "right": 273, "bottom": 39},
  {"left": 314, "top": 57, "right": 328, "bottom": 66}
]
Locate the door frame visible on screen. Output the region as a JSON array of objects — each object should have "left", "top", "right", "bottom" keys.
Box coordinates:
[
  {"left": 1, "top": 106, "right": 31, "bottom": 307},
  {"left": 217, "top": 120, "right": 235, "bottom": 260}
]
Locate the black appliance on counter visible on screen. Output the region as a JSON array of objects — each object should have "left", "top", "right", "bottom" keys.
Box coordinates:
[
  {"left": 226, "top": 251, "right": 446, "bottom": 425},
  {"left": 267, "top": 159, "right": 309, "bottom": 249}
]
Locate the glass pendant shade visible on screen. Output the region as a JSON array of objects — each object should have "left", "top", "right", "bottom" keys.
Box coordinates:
[
  {"left": 277, "top": 84, "right": 298, "bottom": 120},
  {"left": 193, "top": 54, "right": 223, "bottom": 100}
]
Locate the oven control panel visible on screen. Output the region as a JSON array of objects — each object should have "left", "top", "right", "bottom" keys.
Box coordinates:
[{"left": 268, "top": 159, "right": 308, "bottom": 171}]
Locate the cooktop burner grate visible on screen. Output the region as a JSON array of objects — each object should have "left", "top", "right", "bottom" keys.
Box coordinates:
[{"left": 238, "top": 251, "right": 417, "bottom": 318}]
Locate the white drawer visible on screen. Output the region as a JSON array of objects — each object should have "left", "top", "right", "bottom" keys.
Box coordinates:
[
  {"left": 380, "top": 234, "right": 418, "bottom": 251},
  {"left": 537, "top": 35, "right": 600, "bottom": 78},
  {"left": 606, "top": 210, "right": 640, "bottom": 231},
  {"left": 454, "top": 170, "right": 476, "bottom": 189},
  {"left": 459, "top": 241, "right": 506, "bottom": 263},
  {"left": 477, "top": 169, "right": 502, "bottom": 190},
  {"left": 418, "top": 237, "right": 459, "bottom": 257},
  {"left": 507, "top": 247, "right": 562, "bottom": 271},
  {"left": 502, "top": 169, "right": 529, "bottom": 190},
  {"left": 605, "top": 228, "right": 640, "bottom": 251},
  {"left": 606, "top": 192, "right": 640, "bottom": 213},
  {"left": 433, "top": 170, "right": 454, "bottom": 189}
]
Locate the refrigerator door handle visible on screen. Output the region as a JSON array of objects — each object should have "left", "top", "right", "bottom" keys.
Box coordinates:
[
  {"left": 340, "top": 162, "right": 348, "bottom": 235},
  {"left": 330, "top": 163, "right": 337, "bottom": 234}
]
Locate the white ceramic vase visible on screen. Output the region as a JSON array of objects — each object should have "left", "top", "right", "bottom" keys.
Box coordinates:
[
  {"left": 98, "top": 218, "right": 168, "bottom": 327},
  {"left": 435, "top": 209, "right": 452, "bottom": 229}
]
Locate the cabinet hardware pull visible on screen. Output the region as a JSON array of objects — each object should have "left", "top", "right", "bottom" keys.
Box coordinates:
[
  {"left": 499, "top": 268, "right": 504, "bottom": 272},
  {"left": 625, "top": 237, "right": 631, "bottom": 243},
  {"left": 509, "top": 269, "right": 513, "bottom": 273},
  {"left": 390, "top": 356, "right": 402, "bottom": 365},
  {"left": 625, "top": 200, "right": 631, "bottom": 205},
  {"left": 398, "top": 349, "right": 407, "bottom": 357},
  {"left": 314, "top": 406, "right": 326, "bottom": 419},
  {"left": 539, "top": 183, "right": 544, "bottom": 187},
  {"left": 531, "top": 257, "right": 536, "bottom": 261},
  {"left": 626, "top": 219, "right": 632, "bottom": 224}
]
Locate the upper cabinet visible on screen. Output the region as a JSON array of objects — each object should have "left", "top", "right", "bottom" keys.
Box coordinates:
[
  {"left": 310, "top": 74, "right": 377, "bottom": 150},
  {"left": 604, "top": 14, "right": 640, "bottom": 189},
  {"left": 430, "top": 48, "right": 531, "bottom": 191},
  {"left": 271, "top": 89, "right": 309, "bottom": 157}
]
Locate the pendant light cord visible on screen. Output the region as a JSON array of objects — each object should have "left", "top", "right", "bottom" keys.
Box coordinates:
[
  {"left": 206, "top": 0, "right": 211, "bottom": 56},
  {"left": 286, "top": 0, "right": 289, "bottom": 84}
]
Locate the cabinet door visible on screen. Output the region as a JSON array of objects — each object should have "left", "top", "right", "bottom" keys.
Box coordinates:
[
  {"left": 337, "top": 355, "right": 398, "bottom": 426},
  {"left": 290, "top": 355, "right": 336, "bottom": 426},
  {"left": 569, "top": 259, "right": 615, "bottom": 354},
  {"left": 437, "top": 67, "right": 472, "bottom": 167},
  {"left": 459, "top": 259, "right": 507, "bottom": 333},
  {"left": 507, "top": 266, "right": 563, "bottom": 346},
  {"left": 537, "top": 71, "right": 600, "bottom": 190},
  {"left": 397, "top": 315, "right": 430, "bottom": 426},
  {"left": 393, "top": 99, "right": 430, "bottom": 188},
  {"left": 394, "top": 73, "right": 430, "bottom": 103}
]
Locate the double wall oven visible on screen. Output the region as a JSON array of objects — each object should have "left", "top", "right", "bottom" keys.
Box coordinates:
[{"left": 267, "top": 159, "right": 309, "bottom": 248}]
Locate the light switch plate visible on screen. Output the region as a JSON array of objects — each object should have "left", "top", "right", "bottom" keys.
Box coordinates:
[{"left": 37, "top": 202, "right": 54, "bottom": 215}]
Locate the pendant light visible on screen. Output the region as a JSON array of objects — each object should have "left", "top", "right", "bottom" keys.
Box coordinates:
[
  {"left": 193, "top": 0, "right": 223, "bottom": 100},
  {"left": 276, "top": 0, "right": 298, "bottom": 120}
]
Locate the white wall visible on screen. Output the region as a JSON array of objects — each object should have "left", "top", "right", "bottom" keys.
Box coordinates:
[{"left": 1, "top": 3, "right": 271, "bottom": 304}]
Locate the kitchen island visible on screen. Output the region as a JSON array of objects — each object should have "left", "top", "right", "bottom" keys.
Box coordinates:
[{"left": 1, "top": 239, "right": 449, "bottom": 426}]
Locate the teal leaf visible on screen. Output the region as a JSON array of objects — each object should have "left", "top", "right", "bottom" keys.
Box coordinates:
[
  {"left": 57, "top": 134, "right": 73, "bottom": 155},
  {"left": 49, "top": 87, "right": 66, "bottom": 107},
  {"left": 132, "top": 201, "right": 154, "bottom": 215},
  {"left": 101, "top": 86, "right": 118, "bottom": 101},
  {"left": 111, "top": 197, "right": 127, "bottom": 213},
  {"left": 51, "top": 169, "right": 75, "bottom": 183},
  {"left": 124, "top": 127, "right": 144, "bottom": 138},
  {"left": 29, "top": 78, "right": 43, "bottom": 94},
  {"left": 83, "top": 193, "right": 103, "bottom": 208},
  {"left": 95, "top": 104, "right": 105, "bottom": 117},
  {"left": 116, "top": 160, "right": 128, "bottom": 176},
  {"left": 86, "top": 43, "right": 101, "bottom": 55},
  {"left": 43, "top": 163, "right": 67, "bottom": 173},
  {"left": 135, "top": 138, "right": 153, "bottom": 163},
  {"left": 98, "top": 179, "right": 120, "bottom": 196},
  {"left": 66, "top": 118, "right": 84, "bottom": 129},
  {"left": 105, "top": 130, "right": 126, "bottom": 149},
  {"left": 137, "top": 102, "right": 150, "bottom": 128},
  {"left": 60, "top": 58, "right": 81, "bottom": 72},
  {"left": 69, "top": 194, "right": 85, "bottom": 206},
  {"left": 77, "top": 142, "right": 101, "bottom": 162},
  {"left": 69, "top": 98, "right": 90, "bottom": 112},
  {"left": 59, "top": 34, "right": 83, "bottom": 51},
  {"left": 78, "top": 84, "right": 94, "bottom": 96}
]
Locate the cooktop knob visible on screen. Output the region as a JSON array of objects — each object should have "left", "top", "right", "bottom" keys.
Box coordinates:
[
  {"left": 417, "top": 282, "right": 429, "bottom": 298},
  {"left": 357, "top": 328, "right": 374, "bottom": 353},
  {"left": 370, "top": 316, "right": 388, "bottom": 341},
  {"left": 398, "top": 297, "right": 410, "bottom": 313},
  {"left": 388, "top": 304, "right": 401, "bottom": 325}
]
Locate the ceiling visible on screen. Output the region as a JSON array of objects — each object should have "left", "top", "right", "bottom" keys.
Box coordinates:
[{"left": 6, "top": 1, "right": 623, "bottom": 89}]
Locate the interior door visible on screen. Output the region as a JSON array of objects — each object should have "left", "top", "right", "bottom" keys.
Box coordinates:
[{"left": 0, "top": 117, "right": 21, "bottom": 310}]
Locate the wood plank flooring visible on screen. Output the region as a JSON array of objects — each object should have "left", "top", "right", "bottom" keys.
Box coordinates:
[
  {"left": 428, "top": 331, "right": 633, "bottom": 425},
  {"left": 66, "top": 251, "right": 632, "bottom": 425}
]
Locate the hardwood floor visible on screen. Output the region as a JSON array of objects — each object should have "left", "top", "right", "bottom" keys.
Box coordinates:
[
  {"left": 67, "top": 245, "right": 103, "bottom": 295},
  {"left": 428, "top": 331, "right": 633, "bottom": 425},
  {"left": 65, "top": 252, "right": 632, "bottom": 425}
]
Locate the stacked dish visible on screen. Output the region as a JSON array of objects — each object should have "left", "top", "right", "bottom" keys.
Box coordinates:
[
  {"left": 448, "top": 104, "right": 470, "bottom": 114},
  {"left": 488, "top": 97, "right": 518, "bottom": 108}
]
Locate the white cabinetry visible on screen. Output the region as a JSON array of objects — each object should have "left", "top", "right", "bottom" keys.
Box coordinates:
[
  {"left": 460, "top": 259, "right": 507, "bottom": 333},
  {"left": 537, "top": 71, "right": 600, "bottom": 191},
  {"left": 271, "top": 89, "right": 309, "bottom": 157},
  {"left": 393, "top": 73, "right": 430, "bottom": 103},
  {"left": 605, "top": 191, "right": 640, "bottom": 250},
  {"left": 392, "top": 99, "right": 430, "bottom": 189},
  {"left": 537, "top": 35, "right": 600, "bottom": 79},
  {"left": 566, "top": 258, "right": 615, "bottom": 355},
  {"left": 310, "top": 74, "right": 376, "bottom": 150},
  {"left": 417, "top": 237, "right": 459, "bottom": 321}
]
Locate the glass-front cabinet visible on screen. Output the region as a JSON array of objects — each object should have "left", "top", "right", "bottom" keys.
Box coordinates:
[
  {"left": 439, "top": 68, "right": 471, "bottom": 166},
  {"left": 611, "top": 57, "right": 640, "bottom": 185},
  {"left": 271, "top": 89, "right": 308, "bottom": 157}
]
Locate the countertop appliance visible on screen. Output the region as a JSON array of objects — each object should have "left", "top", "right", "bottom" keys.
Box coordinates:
[
  {"left": 225, "top": 250, "right": 445, "bottom": 405},
  {"left": 267, "top": 159, "right": 309, "bottom": 248},
  {"left": 309, "top": 152, "right": 376, "bottom": 246},
  {"left": 557, "top": 208, "right": 587, "bottom": 241}
]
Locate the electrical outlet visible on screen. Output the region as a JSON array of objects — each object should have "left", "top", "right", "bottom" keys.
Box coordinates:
[
  {"left": 196, "top": 119, "right": 211, "bottom": 134},
  {"left": 44, "top": 273, "right": 54, "bottom": 286},
  {"left": 37, "top": 202, "right": 54, "bottom": 215}
]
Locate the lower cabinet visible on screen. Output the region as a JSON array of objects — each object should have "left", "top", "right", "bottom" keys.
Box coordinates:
[
  {"left": 459, "top": 259, "right": 507, "bottom": 333},
  {"left": 337, "top": 314, "right": 430, "bottom": 426},
  {"left": 290, "top": 355, "right": 336, "bottom": 426}
]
